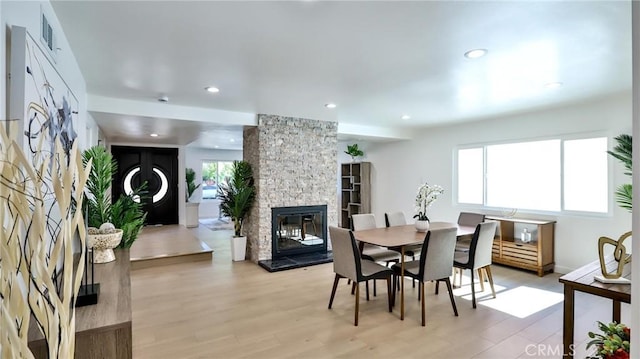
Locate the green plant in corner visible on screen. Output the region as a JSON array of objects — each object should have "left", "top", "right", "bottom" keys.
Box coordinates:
[
  {"left": 218, "top": 161, "right": 256, "bottom": 237},
  {"left": 607, "top": 134, "right": 632, "bottom": 211},
  {"left": 185, "top": 167, "right": 200, "bottom": 202},
  {"left": 344, "top": 143, "right": 364, "bottom": 161}
]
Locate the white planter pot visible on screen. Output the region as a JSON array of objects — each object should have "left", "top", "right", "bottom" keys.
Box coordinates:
[
  {"left": 185, "top": 202, "right": 199, "bottom": 228},
  {"left": 231, "top": 236, "right": 247, "bottom": 261},
  {"left": 415, "top": 220, "right": 430, "bottom": 232}
]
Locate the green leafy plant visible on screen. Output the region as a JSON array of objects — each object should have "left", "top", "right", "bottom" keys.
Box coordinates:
[
  {"left": 587, "top": 321, "right": 630, "bottom": 359},
  {"left": 218, "top": 161, "right": 256, "bottom": 237},
  {"left": 111, "top": 184, "right": 148, "bottom": 249},
  {"left": 82, "top": 145, "right": 148, "bottom": 248},
  {"left": 344, "top": 143, "right": 364, "bottom": 161},
  {"left": 185, "top": 167, "right": 200, "bottom": 202},
  {"left": 82, "top": 146, "right": 117, "bottom": 227},
  {"left": 607, "top": 134, "right": 632, "bottom": 212}
]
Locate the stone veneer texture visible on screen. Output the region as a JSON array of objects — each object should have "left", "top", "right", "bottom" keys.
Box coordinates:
[{"left": 243, "top": 114, "right": 338, "bottom": 262}]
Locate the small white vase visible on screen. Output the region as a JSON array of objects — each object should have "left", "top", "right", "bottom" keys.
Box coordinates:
[{"left": 415, "top": 220, "right": 430, "bottom": 232}]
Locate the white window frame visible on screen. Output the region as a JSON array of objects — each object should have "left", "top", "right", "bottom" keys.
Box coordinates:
[{"left": 453, "top": 132, "right": 612, "bottom": 217}]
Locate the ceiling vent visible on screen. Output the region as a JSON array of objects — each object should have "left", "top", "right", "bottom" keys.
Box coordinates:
[{"left": 40, "top": 8, "right": 58, "bottom": 61}]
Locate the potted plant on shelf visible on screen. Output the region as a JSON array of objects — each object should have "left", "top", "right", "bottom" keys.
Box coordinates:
[
  {"left": 82, "top": 146, "right": 147, "bottom": 257},
  {"left": 413, "top": 182, "right": 444, "bottom": 232},
  {"left": 185, "top": 167, "right": 201, "bottom": 228},
  {"left": 218, "top": 161, "right": 256, "bottom": 261},
  {"left": 344, "top": 143, "right": 364, "bottom": 162}
]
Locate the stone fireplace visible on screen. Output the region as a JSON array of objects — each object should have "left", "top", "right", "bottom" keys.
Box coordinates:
[{"left": 243, "top": 114, "right": 337, "bottom": 270}]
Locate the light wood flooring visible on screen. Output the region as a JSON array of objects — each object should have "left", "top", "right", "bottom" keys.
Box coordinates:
[{"left": 131, "top": 226, "right": 630, "bottom": 358}]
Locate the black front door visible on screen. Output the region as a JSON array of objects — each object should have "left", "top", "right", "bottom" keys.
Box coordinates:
[{"left": 111, "top": 146, "right": 178, "bottom": 225}]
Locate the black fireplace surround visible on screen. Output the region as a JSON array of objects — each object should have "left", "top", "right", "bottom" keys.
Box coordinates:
[{"left": 258, "top": 205, "right": 332, "bottom": 272}]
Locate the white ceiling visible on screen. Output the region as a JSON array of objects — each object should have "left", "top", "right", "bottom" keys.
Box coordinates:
[{"left": 50, "top": 1, "right": 632, "bottom": 150}]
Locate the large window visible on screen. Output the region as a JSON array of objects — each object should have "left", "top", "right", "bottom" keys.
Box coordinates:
[
  {"left": 456, "top": 136, "right": 609, "bottom": 214},
  {"left": 201, "top": 161, "right": 234, "bottom": 199}
]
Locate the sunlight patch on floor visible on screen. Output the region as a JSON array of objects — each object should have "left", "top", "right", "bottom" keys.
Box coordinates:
[{"left": 476, "top": 286, "right": 563, "bottom": 318}]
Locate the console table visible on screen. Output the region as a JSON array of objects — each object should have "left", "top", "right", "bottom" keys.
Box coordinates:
[
  {"left": 487, "top": 216, "right": 555, "bottom": 276},
  {"left": 559, "top": 256, "right": 631, "bottom": 358},
  {"left": 28, "top": 249, "right": 132, "bottom": 358}
]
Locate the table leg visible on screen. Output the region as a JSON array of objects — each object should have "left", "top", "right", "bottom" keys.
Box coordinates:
[
  {"left": 401, "top": 246, "right": 405, "bottom": 320},
  {"left": 613, "top": 300, "right": 621, "bottom": 323},
  {"left": 563, "top": 284, "right": 575, "bottom": 358}
]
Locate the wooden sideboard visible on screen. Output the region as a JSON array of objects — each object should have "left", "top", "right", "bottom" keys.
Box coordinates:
[
  {"left": 28, "top": 249, "right": 132, "bottom": 358},
  {"left": 487, "top": 216, "right": 556, "bottom": 276}
]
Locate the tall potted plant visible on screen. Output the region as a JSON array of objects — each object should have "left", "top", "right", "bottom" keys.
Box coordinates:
[
  {"left": 185, "top": 167, "right": 201, "bottom": 228},
  {"left": 218, "top": 161, "right": 256, "bottom": 261},
  {"left": 82, "top": 146, "right": 147, "bottom": 250}
]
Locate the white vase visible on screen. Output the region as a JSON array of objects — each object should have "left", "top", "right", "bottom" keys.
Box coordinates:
[
  {"left": 231, "top": 236, "right": 247, "bottom": 261},
  {"left": 185, "top": 202, "right": 200, "bottom": 228},
  {"left": 415, "top": 220, "right": 430, "bottom": 232}
]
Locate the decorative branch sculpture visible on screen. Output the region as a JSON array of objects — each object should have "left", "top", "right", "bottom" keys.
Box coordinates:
[{"left": 0, "top": 124, "right": 91, "bottom": 358}]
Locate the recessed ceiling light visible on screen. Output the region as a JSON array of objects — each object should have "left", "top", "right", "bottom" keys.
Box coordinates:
[
  {"left": 544, "top": 82, "right": 563, "bottom": 89},
  {"left": 214, "top": 145, "right": 219, "bottom": 149},
  {"left": 205, "top": 86, "right": 220, "bottom": 93},
  {"left": 229, "top": 138, "right": 235, "bottom": 142},
  {"left": 150, "top": 133, "right": 158, "bottom": 137},
  {"left": 401, "top": 114, "right": 411, "bottom": 120},
  {"left": 464, "top": 48, "right": 488, "bottom": 59},
  {"left": 325, "top": 103, "right": 337, "bottom": 109}
]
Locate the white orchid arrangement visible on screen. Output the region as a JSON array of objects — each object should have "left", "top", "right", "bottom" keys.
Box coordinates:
[{"left": 414, "top": 183, "right": 444, "bottom": 221}]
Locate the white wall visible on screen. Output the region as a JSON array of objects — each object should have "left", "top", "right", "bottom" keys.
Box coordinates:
[
  {"left": 366, "top": 93, "right": 632, "bottom": 273},
  {"left": 185, "top": 146, "right": 242, "bottom": 218},
  {"left": 1, "top": 1, "right": 87, "bottom": 149}
]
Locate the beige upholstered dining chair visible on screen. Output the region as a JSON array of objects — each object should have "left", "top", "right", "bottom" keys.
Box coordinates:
[
  {"left": 328, "top": 226, "right": 393, "bottom": 326},
  {"left": 453, "top": 212, "right": 486, "bottom": 285},
  {"left": 385, "top": 211, "right": 421, "bottom": 260},
  {"left": 351, "top": 214, "right": 401, "bottom": 265},
  {"left": 453, "top": 221, "right": 499, "bottom": 308},
  {"left": 454, "top": 212, "right": 486, "bottom": 252},
  {"left": 391, "top": 227, "right": 459, "bottom": 326},
  {"left": 351, "top": 213, "right": 401, "bottom": 298}
]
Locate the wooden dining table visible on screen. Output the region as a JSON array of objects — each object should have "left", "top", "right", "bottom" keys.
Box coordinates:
[{"left": 353, "top": 222, "right": 476, "bottom": 320}]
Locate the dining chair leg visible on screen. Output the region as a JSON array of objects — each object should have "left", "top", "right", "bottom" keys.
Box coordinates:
[
  {"left": 435, "top": 280, "right": 440, "bottom": 295},
  {"left": 485, "top": 266, "right": 497, "bottom": 298},
  {"left": 351, "top": 281, "right": 356, "bottom": 295},
  {"left": 366, "top": 281, "right": 370, "bottom": 301},
  {"left": 386, "top": 277, "right": 392, "bottom": 312},
  {"left": 470, "top": 268, "right": 477, "bottom": 308},
  {"left": 445, "top": 277, "right": 459, "bottom": 316},
  {"left": 452, "top": 268, "right": 457, "bottom": 287},
  {"left": 421, "top": 281, "right": 426, "bottom": 326},
  {"left": 478, "top": 268, "right": 485, "bottom": 292},
  {"left": 374, "top": 279, "right": 377, "bottom": 297},
  {"left": 392, "top": 275, "right": 396, "bottom": 307},
  {"left": 328, "top": 274, "right": 340, "bottom": 309},
  {"left": 354, "top": 283, "right": 360, "bottom": 326}
]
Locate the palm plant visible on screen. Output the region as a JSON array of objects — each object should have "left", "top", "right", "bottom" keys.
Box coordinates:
[
  {"left": 82, "top": 146, "right": 116, "bottom": 227},
  {"left": 185, "top": 167, "right": 200, "bottom": 202},
  {"left": 111, "top": 184, "right": 148, "bottom": 248},
  {"left": 218, "top": 161, "right": 256, "bottom": 237},
  {"left": 607, "top": 134, "right": 632, "bottom": 212},
  {"left": 82, "top": 145, "right": 148, "bottom": 248}
]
